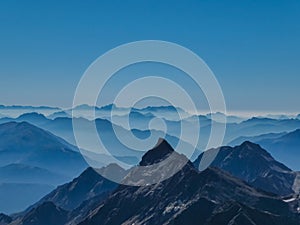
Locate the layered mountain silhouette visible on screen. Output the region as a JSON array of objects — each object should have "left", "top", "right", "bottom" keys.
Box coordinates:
[
  {"left": 229, "top": 131, "right": 288, "bottom": 147},
  {"left": 194, "top": 141, "right": 297, "bottom": 196},
  {"left": 8, "top": 139, "right": 300, "bottom": 225},
  {"left": 0, "top": 113, "right": 200, "bottom": 163},
  {"left": 0, "top": 121, "right": 87, "bottom": 176},
  {"left": 229, "top": 129, "right": 300, "bottom": 170},
  {"left": 0, "top": 105, "right": 59, "bottom": 119},
  {"left": 0, "top": 122, "right": 88, "bottom": 214},
  {"left": 2, "top": 110, "right": 300, "bottom": 165},
  {"left": 222, "top": 117, "right": 300, "bottom": 144},
  {"left": 0, "top": 163, "right": 68, "bottom": 184}
]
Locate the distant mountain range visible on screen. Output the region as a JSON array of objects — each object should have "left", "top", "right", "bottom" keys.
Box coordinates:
[
  {"left": 0, "top": 122, "right": 87, "bottom": 176},
  {"left": 0, "top": 103, "right": 246, "bottom": 123},
  {"left": 2, "top": 110, "right": 300, "bottom": 145},
  {"left": 2, "top": 106, "right": 300, "bottom": 154},
  {"left": 1, "top": 104, "right": 299, "bottom": 123},
  {"left": 0, "top": 122, "right": 88, "bottom": 214},
  {"left": 4, "top": 139, "right": 300, "bottom": 225},
  {"left": 223, "top": 117, "right": 300, "bottom": 143},
  {"left": 0, "top": 105, "right": 60, "bottom": 118},
  {"left": 206, "top": 112, "right": 245, "bottom": 123},
  {"left": 0, "top": 113, "right": 201, "bottom": 162},
  {"left": 0, "top": 163, "right": 68, "bottom": 184},
  {"left": 229, "top": 132, "right": 288, "bottom": 146},
  {"left": 229, "top": 129, "right": 300, "bottom": 170}
]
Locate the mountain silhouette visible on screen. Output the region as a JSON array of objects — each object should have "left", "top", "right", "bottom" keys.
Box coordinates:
[
  {"left": 194, "top": 141, "right": 297, "bottom": 195},
  {"left": 0, "top": 121, "right": 87, "bottom": 176},
  {"left": 228, "top": 129, "right": 300, "bottom": 170},
  {"left": 0, "top": 121, "right": 88, "bottom": 214},
  {"left": 19, "top": 202, "right": 68, "bottom": 225},
  {"left": 0, "top": 163, "right": 68, "bottom": 184},
  {"left": 29, "top": 164, "right": 127, "bottom": 211},
  {"left": 139, "top": 138, "right": 174, "bottom": 166},
  {"left": 257, "top": 129, "right": 300, "bottom": 170}
]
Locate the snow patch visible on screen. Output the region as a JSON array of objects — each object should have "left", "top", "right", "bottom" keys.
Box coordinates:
[
  {"left": 283, "top": 197, "right": 296, "bottom": 203},
  {"left": 163, "top": 201, "right": 186, "bottom": 215}
]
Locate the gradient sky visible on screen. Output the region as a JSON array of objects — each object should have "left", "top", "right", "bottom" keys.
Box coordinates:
[{"left": 0, "top": 0, "right": 299, "bottom": 114}]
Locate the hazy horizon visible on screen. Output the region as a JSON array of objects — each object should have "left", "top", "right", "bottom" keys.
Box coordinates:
[{"left": 0, "top": 102, "right": 299, "bottom": 118}]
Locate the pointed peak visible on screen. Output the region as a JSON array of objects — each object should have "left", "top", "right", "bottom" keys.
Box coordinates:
[
  {"left": 154, "top": 137, "right": 172, "bottom": 148},
  {"left": 239, "top": 141, "right": 260, "bottom": 149},
  {"left": 233, "top": 141, "right": 271, "bottom": 157},
  {"left": 80, "top": 164, "right": 127, "bottom": 183},
  {"left": 139, "top": 138, "right": 174, "bottom": 166},
  {"left": 75, "top": 167, "right": 106, "bottom": 186}
]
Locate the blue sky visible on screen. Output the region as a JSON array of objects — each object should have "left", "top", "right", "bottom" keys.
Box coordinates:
[{"left": 0, "top": 0, "right": 299, "bottom": 114}]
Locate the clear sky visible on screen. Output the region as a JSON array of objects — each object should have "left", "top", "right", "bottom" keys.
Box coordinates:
[{"left": 0, "top": 0, "right": 299, "bottom": 114}]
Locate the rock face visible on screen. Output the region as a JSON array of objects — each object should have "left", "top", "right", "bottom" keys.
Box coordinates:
[
  {"left": 139, "top": 138, "right": 174, "bottom": 166},
  {"left": 0, "top": 213, "right": 12, "bottom": 225},
  {"left": 19, "top": 202, "right": 68, "bottom": 225},
  {"left": 122, "top": 138, "right": 193, "bottom": 186},
  {"left": 194, "top": 141, "right": 297, "bottom": 196},
  {"left": 77, "top": 139, "right": 299, "bottom": 225}
]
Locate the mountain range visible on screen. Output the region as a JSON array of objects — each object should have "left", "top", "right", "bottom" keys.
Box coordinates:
[
  {"left": 3, "top": 139, "right": 300, "bottom": 225},
  {"left": 0, "top": 105, "right": 60, "bottom": 118},
  {"left": 194, "top": 141, "right": 297, "bottom": 196},
  {"left": 2, "top": 111, "right": 300, "bottom": 153},
  {"left": 0, "top": 107, "right": 300, "bottom": 223},
  {"left": 0, "top": 113, "right": 202, "bottom": 162}
]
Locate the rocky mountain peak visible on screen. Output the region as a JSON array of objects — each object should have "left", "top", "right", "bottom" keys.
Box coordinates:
[{"left": 139, "top": 138, "right": 174, "bottom": 166}]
